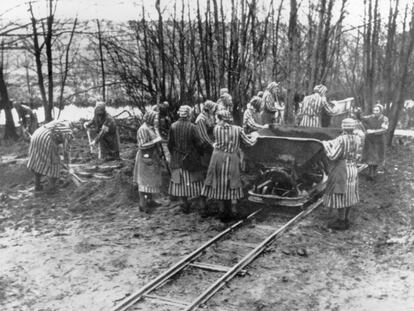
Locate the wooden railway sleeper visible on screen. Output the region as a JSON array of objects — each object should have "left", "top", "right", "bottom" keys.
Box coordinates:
[
  {"left": 189, "top": 262, "right": 247, "bottom": 276},
  {"left": 143, "top": 294, "right": 190, "bottom": 308}
]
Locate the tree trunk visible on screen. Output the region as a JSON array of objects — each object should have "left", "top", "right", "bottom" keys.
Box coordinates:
[
  {"left": 285, "top": 0, "right": 299, "bottom": 124},
  {"left": 0, "top": 46, "right": 17, "bottom": 140},
  {"left": 309, "top": 0, "right": 327, "bottom": 91},
  {"left": 97, "top": 19, "right": 106, "bottom": 101},
  {"left": 45, "top": 0, "right": 54, "bottom": 121},
  {"left": 387, "top": 6, "right": 414, "bottom": 145},
  {"left": 29, "top": 2, "right": 48, "bottom": 121}
]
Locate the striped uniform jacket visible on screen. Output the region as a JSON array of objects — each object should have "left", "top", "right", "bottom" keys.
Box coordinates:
[
  {"left": 202, "top": 124, "right": 256, "bottom": 200},
  {"left": 322, "top": 133, "right": 361, "bottom": 209},
  {"left": 243, "top": 106, "right": 264, "bottom": 134},
  {"left": 195, "top": 112, "right": 214, "bottom": 146},
  {"left": 298, "top": 93, "right": 335, "bottom": 127},
  {"left": 168, "top": 119, "right": 204, "bottom": 197},
  {"left": 27, "top": 121, "right": 73, "bottom": 178}
]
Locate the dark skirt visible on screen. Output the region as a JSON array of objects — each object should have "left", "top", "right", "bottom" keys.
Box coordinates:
[
  {"left": 100, "top": 131, "right": 120, "bottom": 159},
  {"left": 260, "top": 111, "right": 274, "bottom": 125},
  {"left": 133, "top": 148, "right": 162, "bottom": 193},
  {"left": 362, "top": 133, "right": 386, "bottom": 165}
]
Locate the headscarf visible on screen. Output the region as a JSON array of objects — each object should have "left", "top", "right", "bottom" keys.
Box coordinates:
[
  {"left": 249, "top": 96, "right": 262, "bottom": 111},
  {"left": 341, "top": 118, "right": 356, "bottom": 130},
  {"left": 257, "top": 91, "right": 264, "bottom": 98},
  {"left": 219, "top": 88, "right": 229, "bottom": 96},
  {"left": 313, "top": 84, "right": 327, "bottom": 97},
  {"left": 203, "top": 100, "right": 217, "bottom": 113},
  {"left": 45, "top": 120, "right": 74, "bottom": 143},
  {"left": 144, "top": 110, "right": 158, "bottom": 126},
  {"left": 178, "top": 105, "right": 192, "bottom": 119},
  {"left": 94, "top": 101, "right": 106, "bottom": 115},
  {"left": 219, "top": 93, "right": 233, "bottom": 109},
  {"left": 216, "top": 109, "right": 233, "bottom": 123},
  {"left": 266, "top": 81, "right": 279, "bottom": 93},
  {"left": 374, "top": 104, "right": 384, "bottom": 114}
]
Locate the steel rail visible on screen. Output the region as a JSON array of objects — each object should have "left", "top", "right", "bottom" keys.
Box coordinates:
[
  {"left": 109, "top": 208, "right": 263, "bottom": 311},
  {"left": 183, "top": 197, "right": 323, "bottom": 311}
]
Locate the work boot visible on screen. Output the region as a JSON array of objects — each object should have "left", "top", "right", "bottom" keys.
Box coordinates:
[
  {"left": 328, "top": 219, "right": 349, "bottom": 231},
  {"left": 148, "top": 200, "right": 162, "bottom": 208},
  {"left": 46, "top": 177, "right": 58, "bottom": 194},
  {"left": 34, "top": 172, "right": 43, "bottom": 192},
  {"left": 146, "top": 193, "right": 161, "bottom": 208},
  {"left": 181, "top": 198, "right": 191, "bottom": 214},
  {"left": 199, "top": 197, "right": 213, "bottom": 218},
  {"left": 139, "top": 193, "right": 150, "bottom": 213},
  {"left": 219, "top": 201, "right": 234, "bottom": 223}
]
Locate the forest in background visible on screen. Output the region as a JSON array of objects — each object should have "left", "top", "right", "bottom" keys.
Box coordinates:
[{"left": 0, "top": 0, "right": 413, "bottom": 144}]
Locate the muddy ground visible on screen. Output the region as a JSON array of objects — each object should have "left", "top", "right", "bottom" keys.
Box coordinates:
[{"left": 0, "top": 125, "right": 413, "bottom": 311}]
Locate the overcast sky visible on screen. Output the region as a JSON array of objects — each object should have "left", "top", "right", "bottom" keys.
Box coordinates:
[{"left": 1, "top": 0, "right": 411, "bottom": 27}]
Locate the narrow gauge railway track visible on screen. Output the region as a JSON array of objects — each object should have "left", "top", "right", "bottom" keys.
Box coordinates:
[{"left": 110, "top": 197, "right": 323, "bottom": 311}]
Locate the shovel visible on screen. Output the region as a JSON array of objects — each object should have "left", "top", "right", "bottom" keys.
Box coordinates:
[{"left": 61, "top": 163, "right": 85, "bottom": 187}]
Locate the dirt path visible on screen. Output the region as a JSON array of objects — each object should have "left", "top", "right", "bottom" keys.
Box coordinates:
[{"left": 0, "top": 137, "right": 413, "bottom": 311}]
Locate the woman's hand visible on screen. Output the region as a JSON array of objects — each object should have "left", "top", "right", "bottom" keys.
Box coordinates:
[{"left": 152, "top": 136, "right": 162, "bottom": 144}]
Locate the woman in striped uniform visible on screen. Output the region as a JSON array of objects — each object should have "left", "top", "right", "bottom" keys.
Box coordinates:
[
  {"left": 202, "top": 110, "right": 258, "bottom": 222},
  {"left": 195, "top": 100, "right": 217, "bottom": 168},
  {"left": 243, "top": 96, "right": 269, "bottom": 134},
  {"left": 133, "top": 110, "right": 163, "bottom": 212},
  {"left": 297, "top": 84, "right": 340, "bottom": 128},
  {"left": 260, "top": 81, "right": 284, "bottom": 125},
  {"left": 360, "top": 104, "right": 389, "bottom": 180},
  {"left": 27, "top": 120, "right": 73, "bottom": 193},
  {"left": 322, "top": 118, "right": 361, "bottom": 230},
  {"left": 168, "top": 106, "right": 204, "bottom": 213}
]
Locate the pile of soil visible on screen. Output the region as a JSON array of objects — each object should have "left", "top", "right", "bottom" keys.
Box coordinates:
[{"left": 0, "top": 123, "right": 413, "bottom": 310}]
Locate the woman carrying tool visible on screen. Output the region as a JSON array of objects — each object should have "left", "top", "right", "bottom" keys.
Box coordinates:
[
  {"left": 27, "top": 120, "right": 73, "bottom": 193},
  {"left": 168, "top": 105, "right": 204, "bottom": 214},
  {"left": 202, "top": 110, "right": 258, "bottom": 222},
  {"left": 322, "top": 118, "right": 362, "bottom": 230},
  {"left": 297, "top": 84, "right": 343, "bottom": 127},
  {"left": 360, "top": 104, "right": 389, "bottom": 181},
  {"left": 84, "top": 101, "right": 120, "bottom": 161},
  {"left": 133, "top": 110, "right": 163, "bottom": 212}
]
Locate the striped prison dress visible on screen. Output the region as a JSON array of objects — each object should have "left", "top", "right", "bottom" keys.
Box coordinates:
[
  {"left": 322, "top": 133, "right": 361, "bottom": 209},
  {"left": 297, "top": 93, "right": 336, "bottom": 127},
  {"left": 195, "top": 112, "right": 214, "bottom": 146},
  {"left": 260, "top": 91, "right": 284, "bottom": 125},
  {"left": 133, "top": 123, "right": 162, "bottom": 193},
  {"left": 168, "top": 119, "right": 204, "bottom": 197},
  {"left": 195, "top": 111, "right": 215, "bottom": 170},
  {"left": 243, "top": 106, "right": 264, "bottom": 134},
  {"left": 202, "top": 124, "right": 256, "bottom": 200},
  {"left": 27, "top": 121, "right": 73, "bottom": 178}
]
